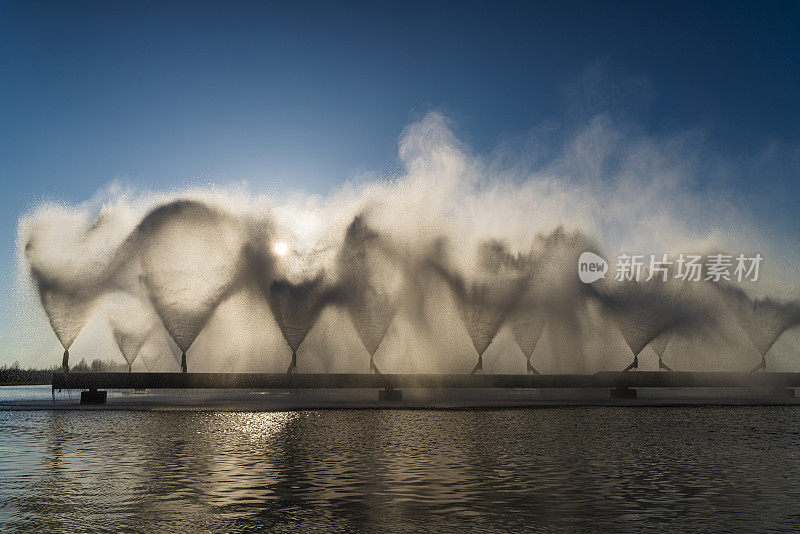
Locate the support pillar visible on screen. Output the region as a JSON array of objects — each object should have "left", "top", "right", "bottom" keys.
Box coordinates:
[
  {"left": 658, "top": 357, "right": 673, "bottom": 371},
  {"left": 378, "top": 385, "right": 402, "bottom": 401},
  {"left": 62, "top": 350, "right": 70, "bottom": 376},
  {"left": 181, "top": 353, "right": 187, "bottom": 373},
  {"left": 80, "top": 389, "right": 107, "bottom": 405}
]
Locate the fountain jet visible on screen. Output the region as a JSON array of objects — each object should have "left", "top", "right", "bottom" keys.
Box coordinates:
[
  {"left": 718, "top": 285, "right": 800, "bottom": 371},
  {"left": 593, "top": 280, "right": 705, "bottom": 372},
  {"left": 337, "top": 216, "right": 399, "bottom": 374},
  {"left": 105, "top": 292, "right": 170, "bottom": 372},
  {"left": 429, "top": 240, "right": 527, "bottom": 374},
  {"left": 268, "top": 275, "right": 338, "bottom": 373},
  {"left": 509, "top": 311, "right": 546, "bottom": 374},
  {"left": 131, "top": 200, "right": 250, "bottom": 373},
  {"left": 648, "top": 332, "right": 672, "bottom": 371},
  {"left": 27, "top": 264, "right": 109, "bottom": 372}
]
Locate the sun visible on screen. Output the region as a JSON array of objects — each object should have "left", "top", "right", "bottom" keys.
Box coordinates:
[{"left": 273, "top": 241, "right": 289, "bottom": 256}]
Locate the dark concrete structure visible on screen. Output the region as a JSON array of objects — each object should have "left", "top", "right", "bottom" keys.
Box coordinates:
[
  {"left": 79, "top": 389, "right": 107, "bottom": 404},
  {"left": 53, "top": 370, "right": 800, "bottom": 405}
]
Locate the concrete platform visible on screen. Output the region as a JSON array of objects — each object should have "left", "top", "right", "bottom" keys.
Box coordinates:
[
  {"left": 52, "top": 371, "right": 800, "bottom": 391},
  {"left": 5, "top": 387, "right": 800, "bottom": 411},
  {"left": 15, "top": 371, "right": 797, "bottom": 410}
]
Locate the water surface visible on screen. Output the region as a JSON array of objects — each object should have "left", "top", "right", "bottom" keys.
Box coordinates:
[{"left": 1, "top": 394, "right": 800, "bottom": 531}]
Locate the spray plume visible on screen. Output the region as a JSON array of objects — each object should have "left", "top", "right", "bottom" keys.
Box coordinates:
[
  {"left": 718, "top": 284, "right": 800, "bottom": 362},
  {"left": 592, "top": 279, "right": 711, "bottom": 360},
  {"left": 335, "top": 216, "right": 400, "bottom": 371},
  {"left": 14, "top": 112, "right": 800, "bottom": 373},
  {"left": 427, "top": 239, "right": 530, "bottom": 372},
  {"left": 105, "top": 292, "right": 170, "bottom": 371},
  {"left": 268, "top": 274, "right": 341, "bottom": 372},
  {"left": 509, "top": 310, "right": 547, "bottom": 372}
]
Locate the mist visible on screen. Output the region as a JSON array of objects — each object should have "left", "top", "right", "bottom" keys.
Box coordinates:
[{"left": 13, "top": 112, "right": 800, "bottom": 373}]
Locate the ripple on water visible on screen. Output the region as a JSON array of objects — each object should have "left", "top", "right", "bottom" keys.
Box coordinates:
[{"left": 1, "top": 406, "right": 800, "bottom": 532}]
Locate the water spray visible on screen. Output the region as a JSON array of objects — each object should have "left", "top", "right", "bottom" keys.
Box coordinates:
[
  {"left": 649, "top": 333, "right": 672, "bottom": 371},
  {"left": 336, "top": 216, "right": 399, "bottom": 375},
  {"left": 267, "top": 275, "right": 339, "bottom": 374},
  {"left": 717, "top": 283, "right": 800, "bottom": 372},
  {"left": 591, "top": 279, "right": 708, "bottom": 373},
  {"left": 18, "top": 194, "right": 800, "bottom": 376},
  {"left": 510, "top": 311, "right": 546, "bottom": 375},
  {"left": 426, "top": 241, "right": 527, "bottom": 374}
]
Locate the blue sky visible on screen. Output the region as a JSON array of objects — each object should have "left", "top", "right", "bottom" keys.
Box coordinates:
[{"left": 1, "top": 1, "right": 799, "bottom": 361}]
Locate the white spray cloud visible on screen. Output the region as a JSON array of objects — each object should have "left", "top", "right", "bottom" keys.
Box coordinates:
[{"left": 11, "top": 111, "right": 800, "bottom": 373}]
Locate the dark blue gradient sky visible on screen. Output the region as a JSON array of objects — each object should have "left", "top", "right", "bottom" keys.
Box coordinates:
[{"left": 1, "top": 1, "right": 799, "bottom": 355}]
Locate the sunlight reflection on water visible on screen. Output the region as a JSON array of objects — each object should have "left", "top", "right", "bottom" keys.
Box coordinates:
[{"left": 1, "top": 404, "right": 800, "bottom": 531}]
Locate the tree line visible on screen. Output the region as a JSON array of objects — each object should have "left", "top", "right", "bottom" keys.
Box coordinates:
[{"left": 0, "top": 359, "right": 129, "bottom": 385}]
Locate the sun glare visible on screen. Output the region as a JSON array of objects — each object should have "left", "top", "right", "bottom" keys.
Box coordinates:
[{"left": 273, "top": 242, "right": 289, "bottom": 256}]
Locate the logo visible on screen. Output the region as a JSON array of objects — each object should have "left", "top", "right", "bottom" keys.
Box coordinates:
[{"left": 578, "top": 251, "right": 608, "bottom": 283}]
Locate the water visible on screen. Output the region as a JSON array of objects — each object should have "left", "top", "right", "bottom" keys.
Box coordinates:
[
  {"left": 0, "top": 385, "right": 58, "bottom": 403},
  {"left": 2, "top": 388, "right": 800, "bottom": 531}
]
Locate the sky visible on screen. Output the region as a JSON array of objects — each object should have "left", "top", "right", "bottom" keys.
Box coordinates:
[{"left": 1, "top": 1, "right": 799, "bottom": 364}]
